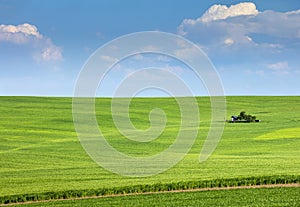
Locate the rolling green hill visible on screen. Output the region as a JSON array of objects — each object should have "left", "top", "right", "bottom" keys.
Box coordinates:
[{"left": 0, "top": 96, "right": 299, "bottom": 204}]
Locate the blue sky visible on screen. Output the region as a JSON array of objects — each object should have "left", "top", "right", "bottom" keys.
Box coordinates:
[{"left": 0, "top": 0, "right": 299, "bottom": 96}]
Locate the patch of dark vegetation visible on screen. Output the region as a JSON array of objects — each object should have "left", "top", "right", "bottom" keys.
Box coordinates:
[
  {"left": 1, "top": 175, "right": 299, "bottom": 205},
  {"left": 228, "top": 111, "right": 260, "bottom": 123}
]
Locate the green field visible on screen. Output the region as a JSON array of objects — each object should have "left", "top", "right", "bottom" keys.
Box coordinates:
[
  {"left": 0, "top": 96, "right": 300, "bottom": 204},
  {"left": 7, "top": 187, "right": 300, "bottom": 207}
]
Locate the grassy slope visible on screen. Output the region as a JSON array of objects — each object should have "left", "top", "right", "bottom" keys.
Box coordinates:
[
  {"left": 8, "top": 187, "right": 300, "bottom": 207},
  {"left": 0, "top": 96, "right": 299, "bottom": 197}
]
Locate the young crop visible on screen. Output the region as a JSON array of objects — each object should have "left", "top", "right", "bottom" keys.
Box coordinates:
[
  {"left": 1, "top": 96, "right": 300, "bottom": 205},
  {"left": 1, "top": 175, "right": 299, "bottom": 204}
]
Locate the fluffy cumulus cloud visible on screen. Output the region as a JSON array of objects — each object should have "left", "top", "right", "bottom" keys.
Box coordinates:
[
  {"left": 0, "top": 23, "right": 62, "bottom": 61},
  {"left": 199, "top": 2, "right": 258, "bottom": 22},
  {"left": 178, "top": 2, "right": 300, "bottom": 58},
  {"left": 0, "top": 23, "right": 42, "bottom": 43}
]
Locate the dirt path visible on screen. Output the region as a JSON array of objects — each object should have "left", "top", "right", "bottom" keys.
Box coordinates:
[{"left": 1, "top": 183, "right": 299, "bottom": 206}]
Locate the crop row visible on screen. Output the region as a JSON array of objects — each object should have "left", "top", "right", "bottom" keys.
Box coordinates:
[{"left": 1, "top": 175, "right": 299, "bottom": 205}]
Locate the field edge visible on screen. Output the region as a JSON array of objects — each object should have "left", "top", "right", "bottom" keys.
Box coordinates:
[{"left": 1, "top": 174, "right": 299, "bottom": 205}]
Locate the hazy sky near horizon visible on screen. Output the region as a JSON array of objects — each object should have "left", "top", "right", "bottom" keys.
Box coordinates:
[{"left": 0, "top": 0, "right": 299, "bottom": 96}]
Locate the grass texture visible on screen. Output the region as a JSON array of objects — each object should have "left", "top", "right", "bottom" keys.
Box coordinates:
[{"left": 0, "top": 96, "right": 299, "bottom": 204}]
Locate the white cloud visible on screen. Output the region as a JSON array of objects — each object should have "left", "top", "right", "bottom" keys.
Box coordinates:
[
  {"left": 245, "top": 36, "right": 252, "bottom": 42},
  {"left": 0, "top": 23, "right": 62, "bottom": 62},
  {"left": 267, "top": 61, "right": 289, "bottom": 70},
  {"left": 174, "top": 45, "right": 200, "bottom": 60},
  {"left": 0, "top": 23, "right": 42, "bottom": 44},
  {"left": 164, "top": 65, "right": 184, "bottom": 74},
  {"left": 286, "top": 10, "right": 300, "bottom": 15},
  {"left": 132, "top": 53, "right": 144, "bottom": 60},
  {"left": 224, "top": 38, "right": 234, "bottom": 45},
  {"left": 178, "top": 2, "right": 300, "bottom": 56},
  {"left": 39, "top": 45, "right": 63, "bottom": 61},
  {"left": 267, "top": 61, "right": 290, "bottom": 75},
  {"left": 100, "top": 55, "right": 119, "bottom": 63},
  {"left": 200, "top": 2, "right": 258, "bottom": 22}
]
